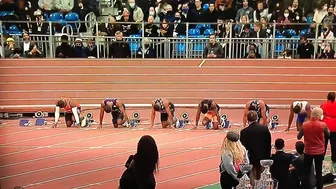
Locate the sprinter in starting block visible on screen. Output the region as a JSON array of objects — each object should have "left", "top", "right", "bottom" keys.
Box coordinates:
[
  {"left": 243, "top": 100, "right": 270, "bottom": 128},
  {"left": 53, "top": 98, "right": 81, "bottom": 128},
  {"left": 151, "top": 98, "right": 175, "bottom": 128},
  {"left": 194, "top": 99, "right": 221, "bottom": 130},
  {"left": 285, "top": 100, "right": 311, "bottom": 131},
  {"left": 98, "top": 98, "right": 128, "bottom": 129}
]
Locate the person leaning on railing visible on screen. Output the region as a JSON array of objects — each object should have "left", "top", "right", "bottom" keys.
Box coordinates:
[{"left": 203, "top": 34, "right": 224, "bottom": 58}]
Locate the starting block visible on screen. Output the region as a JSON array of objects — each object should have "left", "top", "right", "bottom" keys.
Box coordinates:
[
  {"left": 34, "top": 111, "right": 48, "bottom": 118},
  {"left": 181, "top": 112, "right": 190, "bottom": 124},
  {"left": 173, "top": 112, "right": 190, "bottom": 128},
  {"left": 220, "top": 114, "right": 230, "bottom": 128},
  {"left": 129, "top": 112, "right": 140, "bottom": 127},
  {"left": 80, "top": 113, "right": 93, "bottom": 127},
  {"left": 174, "top": 117, "right": 185, "bottom": 128},
  {"left": 86, "top": 112, "right": 93, "bottom": 120},
  {"left": 270, "top": 114, "right": 279, "bottom": 130},
  {"left": 206, "top": 121, "right": 213, "bottom": 129}
]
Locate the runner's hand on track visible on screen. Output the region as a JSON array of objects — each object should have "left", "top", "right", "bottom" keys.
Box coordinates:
[
  {"left": 97, "top": 124, "right": 103, "bottom": 129},
  {"left": 52, "top": 122, "right": 57, "bottom": 128}
]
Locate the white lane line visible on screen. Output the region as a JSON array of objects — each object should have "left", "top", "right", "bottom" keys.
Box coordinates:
[{"left": 0, "top": 129, "right": 180, "bottom": 167}]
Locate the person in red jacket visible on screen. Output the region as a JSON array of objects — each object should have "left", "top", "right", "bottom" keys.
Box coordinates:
[
  {"left": 297, "top": 107, "right": 330, "bottom": 189},
  {"left": 321, "top": 92, "right": 336, "bottom": 161}
]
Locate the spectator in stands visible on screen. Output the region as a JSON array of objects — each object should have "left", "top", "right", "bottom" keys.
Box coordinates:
[
  {"left": 16, "top": 0, "right": 33, "bottom": 33},
  {"left": 288, "top": 0, "right": 303, "bottom": 21},
  {"left": 253, "top": 1, "right": 269, "bottom": 22},
  {"left": 276, "top": 9, "right": 293, "bottom": 34},
  {"left": 119, "top": 9, "right": 139, "bottom": 36},
  {"left": 109, "top": 31, "right": 131, "bottom": 58},
  {"left": 126, "top": 0, "right": 144, "bottom": 23},
  {"left": 234, "top": 15, "right": 249, "bottom": 37},
  {"left": 38, "top": 0, "right": 54, "bottom": 14},
  {"left": 318, "top": 24, "right": 334, "bottom": 51},
  {"left": 73, "top": 0, "right": 94, "bottom": 32},
  {"left": 148, "top": 6, "right": 161, "bottom": 24},
  {"left": 321, "top": 92, "right": 336, "bottom": 161},
  {"left": 306, "top": 21, "right": 318, "bottom": 39},
  {"left": 4, "top": 37, "right": 22, "bottom": 58},
  {"left": 216, "top": 2, "right": 236, "bottom": 21},
  {"left": 55, "top": 35, "right": 73, "bottom": 58},
  {"left": 260, "top": 17, "right": 272, "bottom": 37},
  {"left": 203, "top": 34, "right": 224, "bottom": 58},
  {"left": 219, "top": 131, "right": 249, "bottom": 189},
  {"left": 32, "top": 9, "right": 48, "bottom": 34},
  {"left": 145, "top": 16, "right": 160, "bottom": 37},
  {"left": 72, "top": 38, "right": 87, "bottom": 58},
  {"left": 0, "top": 0, "right": 16, "bottom": 12},
  {"left": 313, "top": 3, "right": 328, "bottom": 24},
  {"left": 189, "top": 0, "right": 204, "bottom": 24},
  {"left": 240, "top": 110, "right": 272, "bottom": 185},
  {"left": 218, "top": 19, "right": 233, "bottom": 38},
  {"left": 317, "top": 43, "right": 335, "bottom": 59},
  {"left": 297, "top": 35, "right": 314, "bottom": 59},
  {"left": 160, "top": 4, "right": 174, "bottom": 23},
  {"left": 159, "top": 18, "right": 173, "bottom": 37},
  {"left": 289, "top": 141, "right": 316, "bottom": 189},
  {"left": 100, "top": 15, "right": 121, "bottom": 36},
  {"left": 251, "top": 22, "right": 267, "bottom": 38},
  {"left": 84, "top": 38, "right": 97, "bottom": 58},
  {"left": 322, "top": 5, "right": 336, "bottom": 26},
  {"left": 119, "top": 135, "right": 159, "bottom": 189},
  {"left": 180, "top": 3, "right": 191, "bottom": 22},
  {"left": 55, "top": 0, "right": 74, "bottom": 14},
  {"left": 297, "top": 107, "right": 330, "bottom": 189},
  {"left": 270, "top": 138, "right": 293, "bottom": 189},
  {"left": 136, "top": 38, "right": 156, "bottom": 58},
  {"left": 270, "top": 2, "right": 283, "bottom": 22},
  {"left": 235, "top": 0, "right": 254, "bottom": 22},
  {"left": 240, "top": 23, "right": 252, "bottom": 38},
  {"left": 172, "top": 12, "right": 186, "bottom": 37},
  {"left": 203, "top": 2, "right": 217, "bottom": 24},
  {"left": 22, "top": 33, "right": 44, "bottom": 58}
]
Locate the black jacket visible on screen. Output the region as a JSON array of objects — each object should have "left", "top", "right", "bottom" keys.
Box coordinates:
[{"left": 240, "top": 122, "right": 272, "bottom": 166}]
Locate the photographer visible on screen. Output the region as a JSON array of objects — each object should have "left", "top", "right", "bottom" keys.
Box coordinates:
[
  {"left": 317, "top": 43, "right": 335, "bottom": 59},
  {"left": 244, "top": 44, "right": 261, "bottom": 58}
]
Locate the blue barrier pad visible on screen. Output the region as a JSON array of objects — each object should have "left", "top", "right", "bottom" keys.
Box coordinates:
[
  {"left": 35, "top": 118, "right": 46, "bottom": 126},
  {"left": 19, "top": 120, "right": 29, "bottom": 126}
]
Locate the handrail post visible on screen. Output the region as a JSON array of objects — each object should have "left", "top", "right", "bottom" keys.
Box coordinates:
[
  {"left": 48, "top": 21, "right": 53, "bottom": 58},
  {"left": 186, "top": 22, "right": 189, "bottom": 58},
  {"left": 0, "top": 21, "right": 4, "bottom": 58},
  {"left": 271, "top": 22, "right": 276, "bottom": 59},
  {"left": 95, "top": 21, "right": 100, "bottom": 58}
]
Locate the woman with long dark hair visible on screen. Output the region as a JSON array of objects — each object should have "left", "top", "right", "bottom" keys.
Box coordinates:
[{"left": 119, "top": 135, "right": 159, "bottom": 189}]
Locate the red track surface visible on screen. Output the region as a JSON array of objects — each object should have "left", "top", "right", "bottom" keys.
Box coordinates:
[{"left": 0, "top": 59, "right": 335, "bottom": 189}]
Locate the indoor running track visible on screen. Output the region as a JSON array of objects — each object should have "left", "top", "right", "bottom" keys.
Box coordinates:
[{"left": 0, "top": 117, "right": 308, "bottom": 189}]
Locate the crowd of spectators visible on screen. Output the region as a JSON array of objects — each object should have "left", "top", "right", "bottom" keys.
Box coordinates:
[{"left": 1, "top": 0, "right": 336, "bottom": 58}]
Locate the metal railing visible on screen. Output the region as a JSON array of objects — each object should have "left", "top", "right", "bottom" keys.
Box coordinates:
[{"left": 0, "top": 20, "right": 333, "bottom": 59}]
